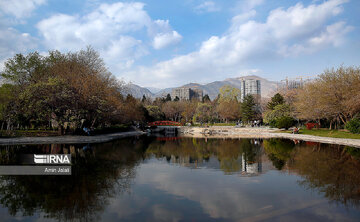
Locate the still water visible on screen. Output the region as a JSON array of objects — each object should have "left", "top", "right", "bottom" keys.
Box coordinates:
[{"left": 0, "top": 136, "right": 360, "bottom": 221}]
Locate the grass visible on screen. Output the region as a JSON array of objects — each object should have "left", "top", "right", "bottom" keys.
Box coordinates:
[{"left": 278, "top": 128, "right": 360, "bottom": 139}]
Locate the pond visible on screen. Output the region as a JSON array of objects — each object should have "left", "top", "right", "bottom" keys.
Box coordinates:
[{"left": 0, "top": 136, "right": 360, "bottom": 221}]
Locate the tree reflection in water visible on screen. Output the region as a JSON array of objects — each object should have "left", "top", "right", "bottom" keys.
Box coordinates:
[
  {"left": 263, "top": 138, "right": 360, "bottom": 208},
  {"left": 0, "top": 137, "right": 150, "bottom": 221},
  {"left": 289, "top": 143, "right": 360, "bottom": 208},
  {"left": 145, "top": 138, "right": 263, "bottom": 174},
  {"left": 0, "top": 137, "right": 359, "bottom": 221}
]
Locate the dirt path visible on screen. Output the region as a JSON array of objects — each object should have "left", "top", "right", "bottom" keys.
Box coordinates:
[
  {"left": 0, "top": 131, "right": 145, "bottom": 145},
  {"left": 180, "top": 126, "right": 360, "bottom": 148}
]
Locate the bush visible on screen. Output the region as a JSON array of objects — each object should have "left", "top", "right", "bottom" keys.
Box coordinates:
[
  {"left": 346, "top": 118, "right": 360, "bottom": 134},
  {"left": 305, "top": 122, "right": 319, "bottom": 130},
  {"left": 275, "top": 116, "right": 295, "bottom": 130}
]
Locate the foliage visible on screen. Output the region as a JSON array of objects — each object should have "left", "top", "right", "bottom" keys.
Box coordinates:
[
  {"left": 275, "top": 116, "right": 295, "bottom": 130},
  {"left": 345, "top": 117, "right": 360, "bottom": 134},
  {"left": 263, "top": 104, "right": 291, "bottom": 125},
  {"left": 219, "top": 85, "right": 240, "bottom": 102},
  {"left": 194, "top": 103, "right": 213, "bottom": 123},
  {"left": 0, "top": 47, "right": 134, "bottom": 133},
  {"left": 294, "top": 66, "right": 360, "bottom": 128},
  {"left": 202, "top": 94, "right": 211, "bottom": 103},
  {"left": 267, "top": 93, "right": 285, "bottom": 110},
  {"left": 217, "top": 100, "right": 241, "bottom": 122},
  {"left": 165, "top": 94, "right": 171, "bottom": 101},
  {"left": 145, "top": 106, "right": 164, "bottom": 121},
  {"left": 241, "top": 94, "right": 255, "bottom": 122}
]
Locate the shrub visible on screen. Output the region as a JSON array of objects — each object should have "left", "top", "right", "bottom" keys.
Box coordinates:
[
  {"left": 305, "top": 122, "right": 319, "bottom": 130},
  {"left": 346, "top": 118, "right": 360, "bottom": 134},
  {"left": 275, "top": 116, "right": 295, "bottom": 130}
]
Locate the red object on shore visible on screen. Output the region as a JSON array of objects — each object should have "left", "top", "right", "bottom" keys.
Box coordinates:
[
  {"left": 305, "top": 122, "right": 319, "bottom": 130},
  {"left": 148, "top": 121, "right": 182, "bottom": 126}
]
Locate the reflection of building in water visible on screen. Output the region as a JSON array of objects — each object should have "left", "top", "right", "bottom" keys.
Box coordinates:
[
  {"left": 242, "top": 153, "right": 262, "bottom": 174},
  {"left": 162, "top": 139, "right": 278, "bottom": 176}
]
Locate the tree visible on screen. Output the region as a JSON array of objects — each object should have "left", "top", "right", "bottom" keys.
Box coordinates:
[
  {"left": 181, "top": 101, "right": 197, "bottom": 122},
  {"left": 217, "top": 100, "right": 241, "bottom": 122},
  {"left": 194, "top": 103, "right": 212, "bottom": 123},
  {"left": 267, "top": 93, "right": 285, "bottom": 110},
  {"left": 219, "top": 85, "right": 240, "bottom": 102},
  {"left": 294, "top": 66, "right": 360, "bottom": 128},
  {"left": 174, "top": 96, "right": 180, "bottom": 101},
  {"left": 241, "top": 94, "right": 255, "bottom": 123},
  {"left": 141, "top": 95, "right": 147, "bottom": 103},
  {"left": 275, "top": 116, "right": 295, "bottom": 130},
  {"left": 263, "top": 104, "right": 291, "bottom": 127},
  {"left": 202, "top": 94, "right": 211, "bottom": 103},
  {"left": 162, "top": 101, "right": 184, "bottom": 122},
  {"left": 0, "top": 47, "right": 127, "bottom": 131},
  {"left": 145, "top": 106, "right": 164, "bottom": 121},
  {"left": 165, "top": 94, "right": 172, "bottom": 102}
]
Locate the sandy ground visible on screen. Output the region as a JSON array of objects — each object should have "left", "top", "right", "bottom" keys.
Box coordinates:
[
  {"left": 179, "top": 126, "right": 360, "bottom": 148},
  {"left": 0, "top": 131, "right": 145, "bottom": 145}
]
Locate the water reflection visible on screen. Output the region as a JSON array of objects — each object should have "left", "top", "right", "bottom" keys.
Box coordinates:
[
  {"left": 0, "top": 137, "right": 359, "bottom": 221},
  {"left": 0, "top": 138, "right": 149, "bottom": 221},
  {"left": 145, "top": 138, "right": 265, "bottom": 175}
]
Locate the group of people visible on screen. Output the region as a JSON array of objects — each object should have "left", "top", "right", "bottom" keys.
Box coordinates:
[{"left": 236, "top": 120, "right": 262, "bottom": 127}]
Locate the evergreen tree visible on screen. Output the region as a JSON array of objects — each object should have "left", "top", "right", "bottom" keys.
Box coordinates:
[
  {"left": 241, "top": 94, "right": 255, "bottom": 123},
  {"left": 142, "top": 95, "right": 147, "bottom": 103},
  {"left": 174, "top": 96, "right": 180, "bottom": 101},
  {"left": 267, "top": 93, "right": 285, "bottom": 110},
  {"left": 202, "top": 94, "right": 211, "bottom": 103},
  {"left": 165, "top": 93, "right": 171, "bottom": 102}
]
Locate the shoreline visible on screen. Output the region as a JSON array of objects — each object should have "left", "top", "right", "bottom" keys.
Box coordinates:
[
  {"left": 0, "top": 131, "right": 146, "bottom": 145},
  {"left": 179, "top": 126, "right": 360, "bottom": 148},
  {"left": 0, "top": 127, "right": 359, "bottom": 148}
]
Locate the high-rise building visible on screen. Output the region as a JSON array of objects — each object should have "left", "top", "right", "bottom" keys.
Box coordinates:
[
  {"left": 171, "top": 87, "right": 203, "bottom": 101},
  {"left": 240, "top": 79, "right": 261, "bottom": 102}
]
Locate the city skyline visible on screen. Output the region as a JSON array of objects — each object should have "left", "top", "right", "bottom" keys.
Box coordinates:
[{"left": 0, "top": 0, "right": 359, "bottom": 88}]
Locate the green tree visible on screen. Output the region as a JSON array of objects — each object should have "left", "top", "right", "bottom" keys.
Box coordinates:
[
  {"left": 263, "top": 104, "right": 291, "bottom": 127},
  {"left": 202, "top": 94, "right": 211, "bottom": 103},
  {"left": 241, "top": 94, "right": 255, "bottom": 122},
  {"left": 165, "top": 94, "right": 172, "bottom": 102},
  {"left": 275, "top": 116, "right": 295, "bottom": 130},
  {"left": 145, "top": 105, "right": 164, "bottom": 121},
  {"left": 267, "top": 93, "right": 285, "bottom": 110},
  {"left": 219, "top": 85, "right": 240, "bottom": 102}
]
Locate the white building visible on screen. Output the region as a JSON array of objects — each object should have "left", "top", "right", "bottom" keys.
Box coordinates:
[{"left": 240, "top": 79, "right": 261, "bottom": 102}]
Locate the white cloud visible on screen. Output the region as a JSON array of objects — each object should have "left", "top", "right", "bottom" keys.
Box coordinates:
[
  {"left": 150, "top": 19, "right": 183, "bottom": 49},
  {"left": 36, "top": 2, "right": 181, "bottom": 71},
  {"left": 0, "top": 0, "right": 46, "bottom": 18},
  {"left": 124, "top": 0, "right": 352, "bottom": 88},
  {"left": 194, "top": 1, "right": 220, "bottom": 13},
  {"left": 0, "top": 26, "right": 37, "bottom": 70},
  {"left": 241, "top": 0, "right": 265, "bottom": 11},
  {"left": 153, "top": 31, "right": 182, "bottom": 50}
]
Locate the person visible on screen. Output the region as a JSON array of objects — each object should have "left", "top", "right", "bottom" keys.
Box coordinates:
[
  {"left": 293, "top": 127, "right": 299, "bottom": 134},
  {"left": 83, "top": 127, "right": 91, "bottom": 136}
]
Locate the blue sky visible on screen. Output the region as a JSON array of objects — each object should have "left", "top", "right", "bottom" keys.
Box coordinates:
[{"left": 0, "top": 0, "right": 359, "bottom": 88}]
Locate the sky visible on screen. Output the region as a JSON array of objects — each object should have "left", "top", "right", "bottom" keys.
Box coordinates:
[{"left": 0, "top": 0, "right": 359, "bottom": 89}]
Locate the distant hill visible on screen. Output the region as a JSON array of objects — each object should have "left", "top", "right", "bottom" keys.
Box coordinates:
[
  {"left": 126, "top": 75, "right": 279, "bottom": 99},
  {"left": 154, "top": 75, "right": 278, "bottom": 99},
  {"left": 123, "top": 83, "right": 154, "bottom": 98}
]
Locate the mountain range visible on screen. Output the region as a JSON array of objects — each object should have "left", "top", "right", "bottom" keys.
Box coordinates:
[{"left": 125, "top": 75, "right": 279, "bottom": 100}]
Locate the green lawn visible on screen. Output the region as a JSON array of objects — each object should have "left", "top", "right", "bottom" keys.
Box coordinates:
[{"left": 279, "top": 128, "right": 360, "bottom": 139}]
